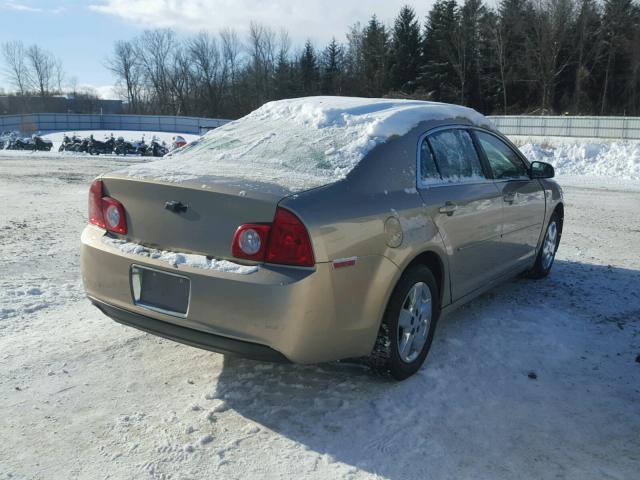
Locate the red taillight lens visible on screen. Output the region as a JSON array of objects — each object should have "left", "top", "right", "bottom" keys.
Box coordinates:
[
  {"left": 88, "top": 179, "right": 128, "bottom": 234},
  {"left": 231, "top": 224, "right": 270, "bottom": 261},
  {"left": 89, "top": 180, "right": 106, "bottom": 228},
  {"left": 266, "top": 208, "right": 315, "bottom": 267},
  {"left": 231, "top": 207, "right": 315, "bottom": 267}
]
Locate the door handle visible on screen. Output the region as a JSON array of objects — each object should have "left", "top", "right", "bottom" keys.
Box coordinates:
[
  {"left": 439, "top": 201, "right": 458, "bottom": 216},
  {"left": 503, "top": 192, "right": 517, "bottom": 204}
]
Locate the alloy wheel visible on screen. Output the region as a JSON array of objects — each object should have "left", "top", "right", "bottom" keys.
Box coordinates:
[{"left": 397, "top": 282, "right": 432, "bottom": 363}]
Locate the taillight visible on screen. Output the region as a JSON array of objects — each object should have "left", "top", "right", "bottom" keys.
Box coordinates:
[
  {"left": 88, "top": 180, "right": 106, "bottom": 228},
  {"left": 231, "top": 207, "right": 315, "bottom": 267},
  {"left": 231, "top": 224, "right": 270, "bottom": 261},
  {"left": 266, "top": 208, "right": 314, "bottom": 267},
  {"left": 88, "top": 179, "right": 128, "bottom": 234}
]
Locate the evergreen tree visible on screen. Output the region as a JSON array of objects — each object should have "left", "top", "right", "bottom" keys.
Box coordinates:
[
  {"left": 362, "top": 15, "right": 390, "bottom": 96},
  {"left": 421, "top": 0, "right": 460, "bottom": 102},
  {"left": 274, "top": 51, "right": 298, "bottom": 99},
  {"left": 476, "top": 7, "right": 502, "bottom": 113},
  {"left": 389, "top": 6, "right": 422, "bottom": 92},
  {"left": 497, "top": 0, "right": 536, "bottom": 112},
  {"left": 321, "top": 38, "right": 343, "bottom": 94},
  {"left": 460, "top": 0, "right": 487, "bottom": 110},
  {"left": 299, "top": 40, "right": 319, "bottom": 95}
]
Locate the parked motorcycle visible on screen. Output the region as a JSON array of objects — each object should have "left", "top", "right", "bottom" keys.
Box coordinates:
[
  {"left": 59, "top": 134, "right": 85, "bottom": 152},
  {"left": 75, "top": 137, "right": 90, "bottom": 153},
  {"left": 6, "top": 133, "right": 53, "bottom": 151},
  {"left": 33, "top": 135, "right": 53, "bottom": 151},
  {"left": 114, "top": 136, "right": 138, "bottom": 155},
  {"left": 132, "top": 136, "right": 149, "bottom": 156},
  {"left": 0, "top": 131, "right": 14, "bottom": 149},
  {"left": 145, "top": 137, "right": 168, "bottom": 157},
  {"left": 88, "top": 134, "right": 115, "bottom": 155}
]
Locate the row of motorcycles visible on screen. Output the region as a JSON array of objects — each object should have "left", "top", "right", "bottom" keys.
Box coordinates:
[
  {"left": 59, "top": 134, "right": 175, "bottom": 157},
  {"left": 0, "top": 132, "right": 53, "bottom": 151}
]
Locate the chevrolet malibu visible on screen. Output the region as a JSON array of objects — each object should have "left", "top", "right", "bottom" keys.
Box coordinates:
[{"left": 81, "top": 97, "right": 563, "bottom": 380}]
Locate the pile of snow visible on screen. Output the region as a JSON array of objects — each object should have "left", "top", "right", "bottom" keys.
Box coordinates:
[
  {"left": 517, "top": 139, "right": 640, "bottom": 180},
  {"left": 122, "top": 96, "right": 491, "bottom": 192},
  {"left": 102, "top": 236, "right": 258, "bottom": 274}
]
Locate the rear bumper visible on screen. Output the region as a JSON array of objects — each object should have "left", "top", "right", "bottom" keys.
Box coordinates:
[
  {"left": 90, "top": 297, "right": 288, "bottom": 362},
  {"left": 80, "top": 225, "right": 399, "bottom": 363}
]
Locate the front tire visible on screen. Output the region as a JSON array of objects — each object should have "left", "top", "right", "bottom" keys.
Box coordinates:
[
  {"left": 370, "top": 265, "right": 440, "bottom": 380},
  {"left": 529, "top": 213, "right": 561, "bottom": 278}
]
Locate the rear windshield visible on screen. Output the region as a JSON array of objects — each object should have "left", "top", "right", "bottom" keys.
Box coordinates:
[{"left": 148, "top": 115, "right": 361, "bottom": 192}]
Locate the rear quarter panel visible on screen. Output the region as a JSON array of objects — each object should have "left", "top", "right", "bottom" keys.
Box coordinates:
[{"left": 280, "top": 120, "right": 465, "bottom": 341}]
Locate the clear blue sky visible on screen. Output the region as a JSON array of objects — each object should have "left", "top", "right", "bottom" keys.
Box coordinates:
[{"left": 0, "top": 0, "right": 436, "bottom": 98}]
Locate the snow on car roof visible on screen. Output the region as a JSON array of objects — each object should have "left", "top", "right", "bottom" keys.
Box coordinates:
[{"left": 121, "top": 96, "right": 493, "bottom": 192}]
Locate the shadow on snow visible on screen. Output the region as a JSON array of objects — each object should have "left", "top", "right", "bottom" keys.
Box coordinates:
[{"left": 208, "top": 260, "right": 640, "bottom": 478}]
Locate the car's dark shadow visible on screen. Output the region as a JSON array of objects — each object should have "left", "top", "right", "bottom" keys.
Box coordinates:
[{"left": 207, "top": 260, "right": 640, "bottom": 478}]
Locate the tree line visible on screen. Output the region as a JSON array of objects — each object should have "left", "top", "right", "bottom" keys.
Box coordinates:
[{"left": 3, "top": 0, "right": 640, "bottom": 118}]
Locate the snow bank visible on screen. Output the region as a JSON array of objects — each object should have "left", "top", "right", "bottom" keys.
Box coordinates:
[
  {"left": 102, "top": 237, "right": 258, "bottom": 274},
  {"left": 122, "top": 96, "right": 491, "bottom": 192},
  {"left": 517, "top": 139, "right": 640, "bottom": 180}
]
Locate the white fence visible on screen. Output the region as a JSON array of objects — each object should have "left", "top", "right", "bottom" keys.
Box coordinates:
[
  {"left": 488, "top": 115, "right": 640, "bottom": 139},
  {"left": 0, "top": 113, "right": 230, "bottom": 135},
  {"left": 3, "top": 112, "right": 640, "bottom": 140}
]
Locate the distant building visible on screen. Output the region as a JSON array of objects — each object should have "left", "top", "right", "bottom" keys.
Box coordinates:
[{"left": 0, "top": 95, "right": 123, "bottom": 115}]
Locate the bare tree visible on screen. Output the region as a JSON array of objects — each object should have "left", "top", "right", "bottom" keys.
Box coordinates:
[
  {"left": 169, "top": 44, "right": 195, "bottom": 115},
  {"left": 26, "top": 45, "right": 57, "bottom": 97},
  {"left": 54, "top": 58, "right": 64, "bottom": 93},
  {"left": 106, "top": 40, "right": 143, "bottom": 112},
  {"left": 189, "top": 32, "right": 222, "bottom": 114},
  {"left": 2, "top": 41, "right": 30, "bottom": 95},
  {"left": 220, "top": 28, "right": 242, "bottom": 109},
  {"left": 247, "top": 22, "right": 277, "bottom": 106},
  {"left": 490, "top": 15, "right": 509, "bottom": 114},
  {"left": 447, "top": 11, "right": 468, "bottom": 105},
  {"left": 136, "top": 29, "right": 177, "bottom": 114},
  {"left": 528, "top": 0, "right": 575, "bottom": 112}
]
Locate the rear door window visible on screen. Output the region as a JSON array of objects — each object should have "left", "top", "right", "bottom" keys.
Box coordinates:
[
  {"left": 419, "top": 139, "right": 441, "bottom": 182},
  {"left": 475, "top": 131, "right": 528, "bottom": 179},
  {"left": 425, "top": 129, "right": 486, "bottom": 183}
]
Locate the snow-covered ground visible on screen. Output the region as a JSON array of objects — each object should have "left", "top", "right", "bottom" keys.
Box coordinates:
[{"left": 1, "top": 146, "right": 639, "bottom": 479}]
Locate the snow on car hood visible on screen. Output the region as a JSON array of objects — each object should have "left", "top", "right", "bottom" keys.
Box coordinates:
[{"left": 120, "top": 96, "right": 493, "bottom": 192}]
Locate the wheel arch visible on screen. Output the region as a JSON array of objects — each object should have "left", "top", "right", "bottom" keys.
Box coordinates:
[{"left": 402, "top": 250, "right": 446, "bottom": 304}]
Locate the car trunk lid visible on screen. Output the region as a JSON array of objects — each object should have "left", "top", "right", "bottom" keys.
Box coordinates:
[{"left": 101, "top": 174, "right": 288, "bottom": 261}]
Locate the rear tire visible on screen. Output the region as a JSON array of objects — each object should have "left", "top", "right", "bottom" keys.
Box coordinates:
[
  {"left": 369, "top": 265, "right": 440, "bottom": 380},
  {"left": 529, "top": 212, "right": 561, "bottom": 279}
]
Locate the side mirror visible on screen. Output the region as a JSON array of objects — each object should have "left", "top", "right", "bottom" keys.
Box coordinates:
[{"left": 530, "top": 161, "right": 555, "bottom": 179}]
